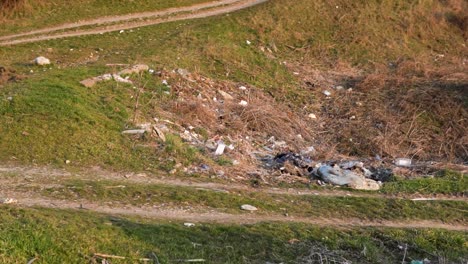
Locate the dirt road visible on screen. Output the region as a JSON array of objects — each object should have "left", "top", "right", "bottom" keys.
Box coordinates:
[
  {"left": 0, "top": 0, "right": 268, "bottom": 46},
  {"left": 1, "top": 164, "right": 466, "bottom": 231}
]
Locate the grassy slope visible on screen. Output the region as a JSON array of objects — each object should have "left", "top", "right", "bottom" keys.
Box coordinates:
[
  {"left": 0, "top": 206, "right": 466, "bottom": 264},
  {"left": 0, "top": 0, "right": 210, "bottom": 35},
  {"left": 1, "top": 0, "right": 465, "bottom": 169}
]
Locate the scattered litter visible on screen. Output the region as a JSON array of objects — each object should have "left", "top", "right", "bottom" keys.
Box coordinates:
[
  {"left": 239, "top": 100, "right": 248, "bottom": 106},
  {"left": 246, "top": 40, "right": 251, "bottom": 45},
  {"left": 0, "top": 198, "right": 18, "bottom": 204},
  {"left": 65, "top": 160, "right": 71, "bottom": 164},
  {"left": 315, "top": 164, "right": 380, "bottom": 190},
  {"left": 34, "top": 56, "right": 50, "bottom": 65},
  {"left": 395, "top": 158, "right": 412, "bottom": 167},
  {"left": 241, "top": 204, "right": 258, "bottom": 211},
  {"left": 162, "top": 79, "right": 169, "bottom": 85},
  {"left": 323, "top": 90, "right": 332, "bottom": 96},
  {"left": 215, "top": 141, "right": 226, "bottom": 155},
  {"left": 122, "top": 129, "right": 146, "bottom": 135},
  {"left": 184, "top": 223, "right": 195, "bottom": 227},
  {"left": 308, "top": 113, "right": 317, "bottom": 119},
  {"left": 239, "top": 86, "right": 247, "bottom": 90}
]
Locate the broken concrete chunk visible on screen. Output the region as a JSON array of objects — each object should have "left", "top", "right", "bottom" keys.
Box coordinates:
[
  {"left": 34, "top": 56, "right": 50, "bottom": 65},
  {"left": 122, "top": 129, "right": 146, "bottom": 135},
  {"left": 241, "top": 204, "right": 258, "bottom": 211},
  {"left": 118, "top": 64, "right": 149, "bottom": 75}
]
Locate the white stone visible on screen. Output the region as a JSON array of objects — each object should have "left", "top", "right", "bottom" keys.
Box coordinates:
[
  {"left": 34, "top": 56, "right": 51, "bottom": 65},
  {"left": 239, "top": 100, "right": 248, "bottom": 106},
  {"left": 241, "top": 204, "right": 258, "bottom": 211}
]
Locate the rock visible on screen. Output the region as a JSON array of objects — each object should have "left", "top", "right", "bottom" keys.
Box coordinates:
[
  {"left": 34, "top": 56, "right": 51, "bottom": 65},
  {"left": 218, "top": 90, "right": 234, "bottom": 100},
  {"left": 335, "top": 85, "right": 344, "bottom": 91},
  {"left": 239, "top": 100, "right": 248, "bottom": 106},
  {"left": 323, "top": 90, "right": 332, "bottom": 96},
  {"left": 118, "top": 64, "right": 149, "bottom": 75},
  {"left": 241, "top": 204, "right": 258, "bottom": 211},
  {"left": 80, "top": 78, "right": 97, "bottom": 88}
]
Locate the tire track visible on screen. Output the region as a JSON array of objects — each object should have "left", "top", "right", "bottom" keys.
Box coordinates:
[{"left": 0, "top": 0, "right": 268, "bottom": 46}]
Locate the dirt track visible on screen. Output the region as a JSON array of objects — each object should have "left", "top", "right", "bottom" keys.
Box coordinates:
[
  {"left": 0, "top": 0, "right": 268, "bottom": 46},
  {"left": 1, "top": 164, "right": 466, "bottom": 231}
]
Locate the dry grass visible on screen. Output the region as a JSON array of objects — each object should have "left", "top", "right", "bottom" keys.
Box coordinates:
[{"left": 301, "top": 62, "right": 468, "bottom": 163}]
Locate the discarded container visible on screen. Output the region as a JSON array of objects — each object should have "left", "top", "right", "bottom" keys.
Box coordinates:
[
  {"left": 215, "top": 142, "right": 226, "bottom": 155},
  {"left": 395, "top": 158, "right": 412, "bottom": 167}
]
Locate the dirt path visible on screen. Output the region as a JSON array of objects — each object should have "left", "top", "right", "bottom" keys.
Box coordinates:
[
  {"left": 1, "top": 163, "right": 467, "bottom": 231},
  {"left": 0, "top": 0, "right": 268, "bottom": 46},
  {"left": 4, "top": 195, "right": 466, "bottom": 231},
  {"left": 1, "top": 164, "right": 465, "bottom": 201}
]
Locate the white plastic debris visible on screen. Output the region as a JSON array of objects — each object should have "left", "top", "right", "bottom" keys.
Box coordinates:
[
  {"left": 239, "top": 100, "right": 248, "bottom": 106},
  {"left": 308, "top": 113, "right": 317, "bottom": 119},
  {"left": 215, "top": 142, "right": 226, "bottom": 155},
  {"left": 34, "top": 56, "right": 50, "bottom": 65},
  {"left": 323, "top": 90, "right": 332, "bottom": 96},
  {"left": 246, "top": 40, "right": 251, "bottom": 45},
  {"left": 0, "top": 198, "right": 17, "bottom": 204},
  {"left": 241, "top": 204, "right": 258, "bottom": 211},
  {"left": 184, "top": 223, "right": 195, "bottom": 227},
  {"left": 162, "top": 80, "right": 168, "bottom": 85},
  {"left": 239, "top": 86, "right": 247, "bottom": 91},
  {"left": 395, "top": 158, "right": 412, "bottom": 167},
  {"left": 119, "top": 30, "right": 124, "bottom": 33}
]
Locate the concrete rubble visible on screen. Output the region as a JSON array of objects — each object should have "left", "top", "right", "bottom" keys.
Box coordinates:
[{"left": 80, "top": 64, "right": 149, "bottom": 87}]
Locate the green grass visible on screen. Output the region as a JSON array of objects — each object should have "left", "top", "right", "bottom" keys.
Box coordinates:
[
  {"left": 0, "top": 0, "right": 210, "bottom": 35},
  {"left": 28, "top": 179, "right": 468, "bottom": 223},
  {"left": 0, "top": 206, "right": 466, "bottom": 263},
  {"left": 382, "top": 170, "right": 467, "bottom": 196}
]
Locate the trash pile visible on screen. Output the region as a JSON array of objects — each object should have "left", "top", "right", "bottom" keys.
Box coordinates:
[{"left": 80, "top": 65, "right": 434, "bottom": 190}]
